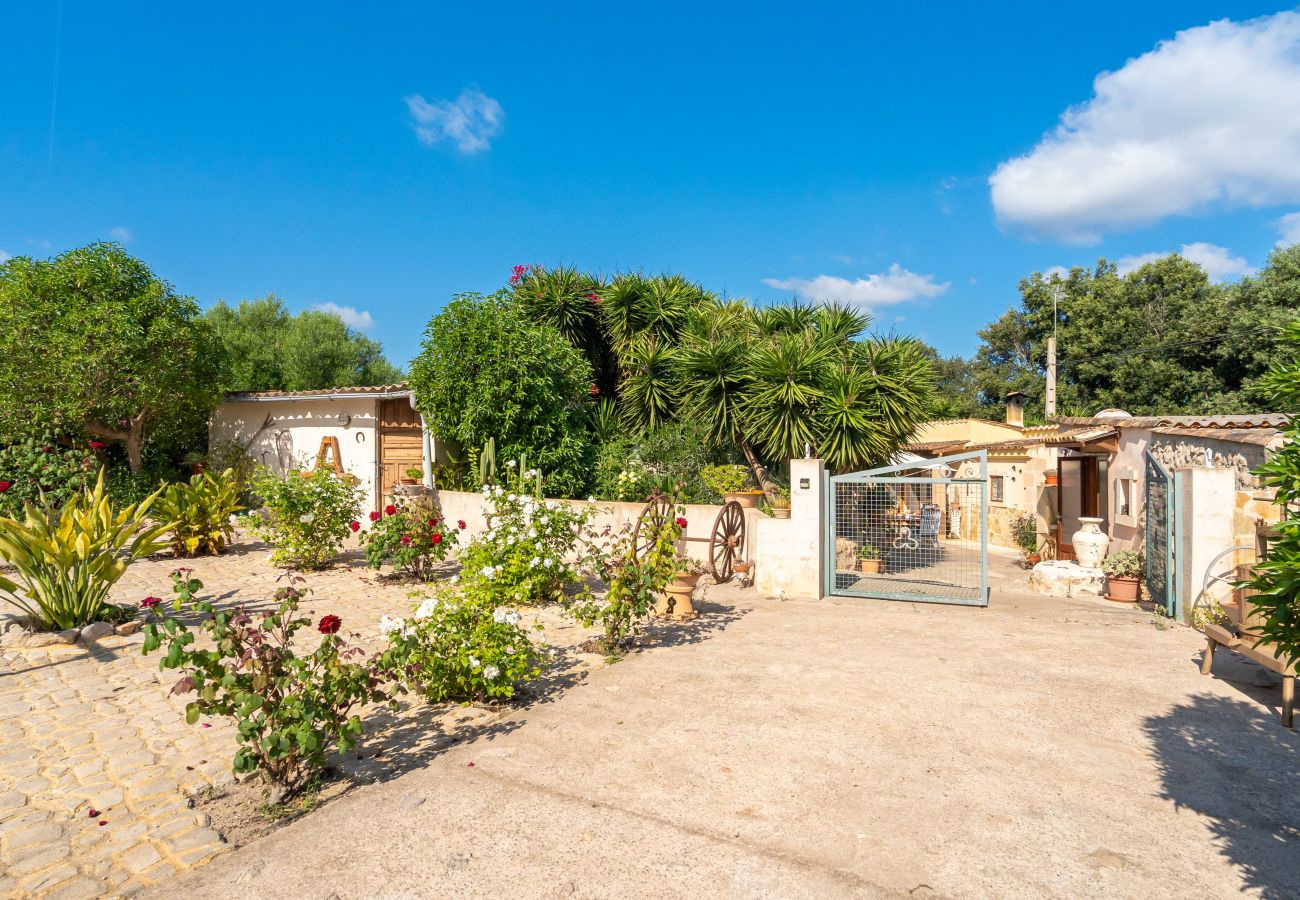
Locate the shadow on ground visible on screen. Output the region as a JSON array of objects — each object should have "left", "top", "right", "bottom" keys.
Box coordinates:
[{"left": 1143, "top": 694, "right": 1300, "bottom": 900}]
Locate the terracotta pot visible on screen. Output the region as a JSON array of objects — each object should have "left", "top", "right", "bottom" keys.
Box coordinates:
[
  {"left": 858, "top": 558, "right": 882, "bottom": 574},
  {"left": 725, "top": 490, "right": 764, "bottom": 508},
  {"left": 734, "top": 562, "right": 753, "bottom": 575},
  {"left": 1044, "top": 471, "right": 1059, "bottom": 487},
  {"left": 772, "top": 507, "right": 791, "bottom": 519},
  {"left": 1026, "top": 553, "right": 1041, "bottom": 566},
  {"left": 656, "top": 574, "right": 701, "bottom": 620},
  {"left": 1106, "top": 574, "right": 1141, "bottom": 603}
]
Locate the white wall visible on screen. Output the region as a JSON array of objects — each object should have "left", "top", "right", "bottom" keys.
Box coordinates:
[{"left": 210, "top": 398, "right": 382, "bottom": 511}]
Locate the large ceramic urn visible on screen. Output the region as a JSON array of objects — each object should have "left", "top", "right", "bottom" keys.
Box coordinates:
[{"left": 1071, "top": 517, "right": 1108, "bottom": 569}]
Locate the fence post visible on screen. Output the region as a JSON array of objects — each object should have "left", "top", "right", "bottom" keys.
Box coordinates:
[{"left": 754, "top": 458, "right": 826, "bottom": 600}]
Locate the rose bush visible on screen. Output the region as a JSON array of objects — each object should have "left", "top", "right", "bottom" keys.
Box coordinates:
[
  {"left": 360, "top": 494, "right": 460, "bottom": 580},
  {"left": 378, "top": 582, "right": 542, "bottom": 702},
  {"left": 142, "top": 571, "right": 400, "bottom": 799},
  {"left": 251, "top": 466, "right": 365, "bottom": 570},
  {"left": 0, "top": 437, "right": 97, "bottom": 518},
  {"left": 456, "top": 465, "right": 599, "bottom": 605}
]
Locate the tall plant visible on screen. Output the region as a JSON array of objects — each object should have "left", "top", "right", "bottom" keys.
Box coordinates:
[
  {"left": 153, "top": 467, "right": 243, "bottom": 557},
  {"left": 0, "top": 471, "right": 169, "bottom": 630},
  {"left": 1241, "top": 320, "right": 1300, "bottom": 665}
]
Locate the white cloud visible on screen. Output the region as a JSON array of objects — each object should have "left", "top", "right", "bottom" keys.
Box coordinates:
[
  {"left": 1277, "top": 211, "right": 1300, "bottom": 247},
  {"left": 1043, "top": 265, "right": 1070, "bottom": 280},
  {"left": 1115, "top": 242, "right": 1253, "bottom": 281},
  {"left": 762, "top": 264, "right": 950, "bottom": 307},
  {"left": 405, "top": 87, "right": 504, "bottom": 154},
  {"left": 0, "top": 250, "right": 9, "bottom": 263},
  {"left": 990, "top": 12, "right": 1300, "bottom": 243},
  {"left": 314, "top": 302, "right": 375, "bottom": 330},
  {"left": 109, "top": 226, "right": 133, "bottom": 243}
]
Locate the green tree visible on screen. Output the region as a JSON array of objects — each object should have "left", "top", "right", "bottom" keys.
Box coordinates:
[
  {"left": 408, "top": 292, "right": 595, "bottom": 497},
  {"left": 203, "top": 296, "right": 403, "bottom": 392},
  {"left": 0, "top": 243, "right": 223, "bottom": 473}
]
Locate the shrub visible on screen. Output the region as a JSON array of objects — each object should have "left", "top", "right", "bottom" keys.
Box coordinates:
[
  {"left": 0, "top": 438, "right": 97, "bottom": 518},
  {"left": 378, "top": 584, "right": 542, "bottom": 702},
  {"left": 408, "top": 291, "right": 596, "bottom": 498},
  {"left": 566, "top": 511, "right": 680, "bottom": 652},
  {"left": 457, "top": 466, "right": 599, "bottom": 605},
  {"left": 251, "top": 467, "right": 366, "bottom": 570},
  {"left": 700, "top": 464, "right": 750, "bottom": 496},
  {"left": 592, "top": 421, "right": 731, "bottom": 504},
  {"left": 1010, "top": 510, "right": 1038, "bottom": 555},
  {"left": 1102, "top": 550, "right": 1144, "bottom": 578},
  {"left": 0, "top": 471, "right": 169, "bottom": 630},
  {"left": 152, "top": 468, "right": 243, "bottom": 557},
  {"left": 360, "top": 495, "right": 461, "bottom": 580},
  {"left": 143, "top": 572, "right": 396, "bottom": 799}
]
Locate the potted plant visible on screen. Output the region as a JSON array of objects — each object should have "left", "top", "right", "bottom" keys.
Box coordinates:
[
  {"left": 770, "top": 490, "right": 791, "bottom": 519},
  {"left": 401, "top": 467, "right": 423, "bottom": 486},
  {"left": 701, "top": 464, "right": 763, "bottom": 508},
  {"left": 657, "top": 558, "right": 707, "bottom": 620},
  {"left": 734, "top": 559, "right": 753, "bottom": 576},
  {"left": 1011, "top": 511, "right": 1039, "bottom": 568},
  {"left": 1102, "top": 550, "right": 1144, "bottom": 602},
  {"left": 857, "top": 543, "right": 883, "bottom": 574}
]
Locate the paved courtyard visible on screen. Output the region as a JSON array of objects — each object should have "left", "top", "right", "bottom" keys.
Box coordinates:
[{"left": 4, "top": 546, "right": 1298, "bottom": 898}]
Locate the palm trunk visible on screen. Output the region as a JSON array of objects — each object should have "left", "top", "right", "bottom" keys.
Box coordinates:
[{"left": 738, "top": 437, "right": 781, "bottom": 500}]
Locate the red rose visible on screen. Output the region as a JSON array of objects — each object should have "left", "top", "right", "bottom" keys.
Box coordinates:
[
  {"left": 369, "top": 510, "right": 382, "bottom": 522},
  {"left": 318, "top": 615, "right": 342, "bottom": 635},
  {"left": 141, "top": 596, "right": 162, "bottom": 609},
  {"left": 401, "top": 534, "right": 412, "bottom": 546},
  {"left": 349, "top": 520, "right": 361, "bottom": 533},
  {"left": 431, "top": 532, "right": 443, "bottom": 545},
  {"left": 675, "top": 516, "right": 688, "bottom": 528},
  {"left": 0, "top": 480, "right": 11, "bottom": 493},
  {"left": 384, "top": 504, "right": 397, "bottom": 516},
  {"left": 89, "top": 440, "right": 106, "bottom": 450},
  {"left": 457, "top": 520, "right": 467, "bottom": 530},
  {"left": 426, "top": 519, "right": 436, "bottom": 527},
  {"left": 589, "top": 383, "right": 600, "bottom": 396}
]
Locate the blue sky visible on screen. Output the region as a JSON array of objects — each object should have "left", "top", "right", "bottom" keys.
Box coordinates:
[{"left": 3, "top": 2, "right": 1299, "bottom": 368}]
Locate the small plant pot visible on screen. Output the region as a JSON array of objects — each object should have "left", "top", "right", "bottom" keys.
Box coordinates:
[
  {"left": 858, "top": 558, "right": 882, "bottom": 574},
  {"left": 725, "top": 491, "right": 764, "bottom": 509},
  {"left": 1026, "top": 553, "right": 1041, "bottom": 566},
  {"left": 734, "top": 562, "right": 753, "bottom": 575},
  {"left": 771, "top": 507, "right": 791, "bottom": 519},
  {"left": 656, "top": 574, "right": 701, "bottom": 620},
  {"left": 1106, "top": 575, "right": 1141, "bottom": 603}
]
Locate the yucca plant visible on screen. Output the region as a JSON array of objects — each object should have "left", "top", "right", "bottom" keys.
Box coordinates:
[
  {"left": 152, "top": 467, "right": 243, "bottom": 557},
  {"left": 0, "top": 470, "right": 170, "bottom": 630}
]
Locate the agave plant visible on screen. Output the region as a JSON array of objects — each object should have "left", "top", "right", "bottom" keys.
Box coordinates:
[
  {"left": 0, "top": 471, "right": 170, "bottom": 630},
  {"left": 152, "top": 467, "right": 243, "bottom": 557}
]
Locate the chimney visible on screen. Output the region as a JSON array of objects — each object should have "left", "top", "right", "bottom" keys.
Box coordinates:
[{"left": 1005, "top": 391, "right": 1025, "bottom": 428}]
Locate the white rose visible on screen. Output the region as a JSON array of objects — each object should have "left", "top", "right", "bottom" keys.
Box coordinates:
[{"left": 483, "top": 664, "right": 500, "bottom": 680}]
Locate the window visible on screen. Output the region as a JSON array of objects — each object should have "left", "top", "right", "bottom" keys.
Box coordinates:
[
  {"left": 1113, "top": 471, "right": 1138, "bottom": 525},
  {"left": 990, "top": 475, "right": 1005, "bottom": 503}
]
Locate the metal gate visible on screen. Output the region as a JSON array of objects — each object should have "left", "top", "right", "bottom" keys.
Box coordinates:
[
  {"left": 1144, "top": 450, "right": 1182, "bottom": 619},
  {"left": 824, "top": 450, "right": 989, "bottom": 607}
]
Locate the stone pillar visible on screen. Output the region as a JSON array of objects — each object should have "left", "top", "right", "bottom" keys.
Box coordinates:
[
  {"left": 1175, "top": 467, "right": 1235, "bottom": 624},
  {"left": 754, "top": 458, "right": 825, "bottom": 600}
]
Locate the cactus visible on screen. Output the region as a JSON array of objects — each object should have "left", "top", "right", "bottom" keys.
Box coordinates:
[{"left": 478, "top": 436, "right": 497, "bottom": 486}]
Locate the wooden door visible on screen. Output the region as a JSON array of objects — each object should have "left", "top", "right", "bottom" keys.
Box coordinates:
[
  {"left": 378, "top": 399, "right": 423, "bottom": 507},
  {"left": 1056, "top": 456, "right": 1098, "bottom": 561}
]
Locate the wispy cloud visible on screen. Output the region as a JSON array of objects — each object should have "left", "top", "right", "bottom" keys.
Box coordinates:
[
  {"left": 990, "top": 11, "right": 1300, "bottom": 242},
  {"left": 1043, "top": 265, "right": 1070, "bottom": 280},
  {"left": 1115, "top": 242, "right": 1254, "bottom": 281},
  {"left": 405, "top": 87, "right": 504, "bottom": 154},
  {"left": 1277, "top": 211, "right": 1300, "bottom": 248},
  {"left": 0, "top": 250, "right": 9, "bottom": 263},
  {"left": 762, "top": 264, "right": 950, "bottom": 307},
  {"left": 109, "top": 226, "right": 133, "bottom": 243},
  {"left": 314, "top": 302, "right": 375, "bottom": 330}
]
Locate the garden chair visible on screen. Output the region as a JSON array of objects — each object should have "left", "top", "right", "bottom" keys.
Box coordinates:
[{"left": 918, "top": 504, "right": 942, "bottom": 550}]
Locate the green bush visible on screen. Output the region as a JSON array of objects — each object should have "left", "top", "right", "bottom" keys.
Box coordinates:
[
  {"left": 360, "top": 494, "right": 461, "bottom": 580},
  {"left": 0, "top": 471, "right": 170, "bottom": 630},
  {"left": 1102, "top": 550, "right": 1144, "bottom": 578},
  {"left": 0, "top": 438, "right": 97, "bottom": 518},
  {"left": 143, "top": 572, "right": 396, "bottom": 799},
  {"left": 251, "top": 467, "right": 366, "bottom": 570},
  {"left": 1010, "top": 511, "right": 1039, "bottom": 555},
  {"left": 152, "top": 468, "right": 243, "bottom": 557},
  {"left": 408, "top": 291, "right": 596, "bottom": 498},
  {"left": 700, "top": 464, "right": 750, "bottom": 495},
  {"left": 378, "top": 583, "right": 542, "bottom": 702},
  {"left": 592, "top": 422, "right": 731, "bottom": 504}
]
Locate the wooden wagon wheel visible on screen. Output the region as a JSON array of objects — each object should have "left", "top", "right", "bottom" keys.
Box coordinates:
[
  {"left": 708, "top": 501, "right": 746, "bottom": 583},
  {"left": 632, "top": 492, "right": 674, "bottom": 563}
]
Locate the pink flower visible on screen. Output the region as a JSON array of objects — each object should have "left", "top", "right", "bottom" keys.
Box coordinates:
[
  {"left": 400, "top": 534, "right": 412, "bottom": 546},
  {"left": 350, "top": 520, "right": 361, "bottom": 533},
  {"left": 675, "top": 517, "right": 687, "bottom": 528},
  {"left": 141, "top": 596, "right": 162, "bottom": 609},
  {"left": 509, "top": 264, "right": 529, "bottom": 285},
  {"left": 586, "top": 291, "right": 601, "bottom": 305},
  {"left": 369, "top": 510, "right": 382, "bottom": 522}
]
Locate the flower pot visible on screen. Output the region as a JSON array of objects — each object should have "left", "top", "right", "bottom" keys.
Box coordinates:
[
  {"left": 1071, "top": 517, "right": 1107, "bottom": 569},
  {"left": 1044, "top": 470, "right": 1059, "bottom": 487},
  {"left": 858, "top": 558, "right": 882, "bottom": 574},
  {"left": 734, "top": 562, "right": 753, "bottom": 575},
  {"left": 656, "top": 574, "right": 701, "bottom": 620},
  {"left": 1106, "top": 574, "right": 1141, "bottom": 603},
  {"left": 399, "top": 477, "right": 418, "bottom": 486},
  {"left": 1026, "top": 553, "right": 1041, "bottom": 566},
  {"left": 725, "top": 490, "right": 763, "bottom": 509},
  {"left": 771, "top": 507, "right": 791, "bottom": 519}
]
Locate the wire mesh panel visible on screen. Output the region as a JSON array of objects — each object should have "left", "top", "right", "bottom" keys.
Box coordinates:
[
  {"left": 826, "top": 451, "right": 989, "bottom": 607},
  {"left": 1144, "top": 450, "right": 1176, "bottom": 617}
]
